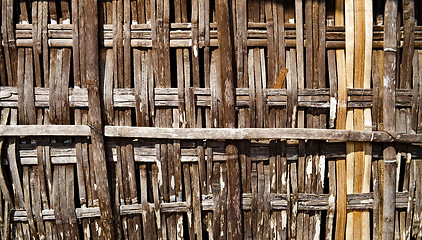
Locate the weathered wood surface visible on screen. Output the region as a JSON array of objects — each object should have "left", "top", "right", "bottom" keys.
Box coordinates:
[
  {"left": 2, "top": 137, "right": 422, "bottom": 239},
  {"left": 0, "top": 125, "right": 90, "bottom": 136},
  {"left": 0, "top": 86, "right": 417, "bottom": 108},
  {"left": 104, "top": 126, "right": 422, "bottom": 142},
  {"left": 0, "top": 0, "right": 420, "bottom": 239},
  {"left": 2, "top": 125, "right": 422, "bottom": 142},
  {"left": 7, "top": 191, "right": 417, "bottom": 219},
  {"left": 12, "top": 23, "right": 422, "bottom": 49}
]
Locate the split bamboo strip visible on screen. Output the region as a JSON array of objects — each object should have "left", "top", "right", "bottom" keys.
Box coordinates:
[{"left": 345, "top": 1, "right": 355, "bottom": 238}]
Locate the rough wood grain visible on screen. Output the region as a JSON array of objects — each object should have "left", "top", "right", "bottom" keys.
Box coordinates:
[
  {"left": 103, "top": 126, "right": 422, "bottom": 142},
  {"left": 383, "top": 0, "right": 398, "bottom": 238},
  {"left": 2, "top": 1, "right": 422, "bottom": 239},
  {"left": 83, "top": 0, "right": 115, "bottom": 238}
]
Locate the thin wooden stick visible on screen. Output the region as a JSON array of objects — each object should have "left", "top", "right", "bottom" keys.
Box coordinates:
[
  {"left": 382, "top": 0, "right": 398, "bottom": 238},
  {"left": 0, "top": 109, "right": 11, "bottom": 240}
]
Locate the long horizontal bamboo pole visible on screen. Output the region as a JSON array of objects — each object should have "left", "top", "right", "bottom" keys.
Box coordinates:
[
  {"left": 103, "top": 126, "right": 419, "bottom": 142},
  {"left": 0, "top": 126, "right": 421, "bottom": 143}
]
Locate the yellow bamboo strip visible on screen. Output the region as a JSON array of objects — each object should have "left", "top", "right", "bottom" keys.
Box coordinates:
[
  {"left": 345, "top": 110, "right": 354, "bottom": 240},
  {"left": 345, "top": 0, "right": 354, "bottom": 238},
  {"left": 361, "top": 0, "right": 373, "bottom": 238},
  {"left": 334, "top": 0, "right": 347, "bottom": 238},
  {"left": 353, "top": 0, "right": 365, "bottom": 238}
]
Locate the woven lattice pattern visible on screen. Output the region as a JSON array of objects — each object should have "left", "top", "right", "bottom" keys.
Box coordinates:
[{"left": 0, "top": 0, "right": 421, "bottom": 239}]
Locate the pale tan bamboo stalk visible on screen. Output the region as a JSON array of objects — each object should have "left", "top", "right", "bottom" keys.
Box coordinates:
[{"left": 345, "top": 0, "right": 355, "bottom": 238}]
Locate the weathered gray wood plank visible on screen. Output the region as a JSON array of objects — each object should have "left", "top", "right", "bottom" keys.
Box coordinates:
[
  {"left": 104, "top": 126, "right": 399, "bottom": 142},
  {"left": 0, "top": 125, "right": 90, "bottom": 136}
]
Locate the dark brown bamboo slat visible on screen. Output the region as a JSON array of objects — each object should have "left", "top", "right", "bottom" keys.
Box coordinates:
[
  {"left": 383, "top": 0, "right": 399, "bottom": 238},
  {"left": 216, "top": 0, "right": 242, "bottom": 239},
  {"left": 83, "top": 0, "right": 115, "bottom": 238}
]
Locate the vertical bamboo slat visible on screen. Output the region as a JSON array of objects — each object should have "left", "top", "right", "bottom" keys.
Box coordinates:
[
  {"left": 84, "top": 0, "right": 115, "bottom": 238},
  {"left": 383, "top": 0, "right": 398, "bottom": 238}
]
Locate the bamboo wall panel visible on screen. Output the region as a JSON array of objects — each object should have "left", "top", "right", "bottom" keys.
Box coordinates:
[{"left": 0, "top": 0, "right": 420, "bottom": 239}]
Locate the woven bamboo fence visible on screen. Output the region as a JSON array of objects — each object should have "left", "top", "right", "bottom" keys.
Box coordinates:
[{"left": 0, "top": 0, "right": 421, "bottom": 239}]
